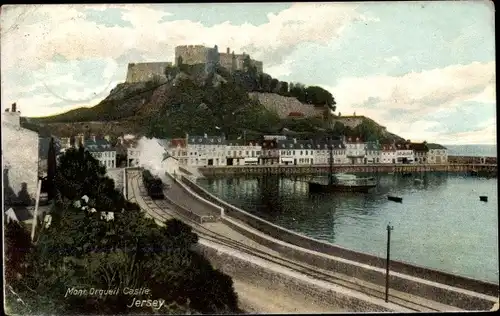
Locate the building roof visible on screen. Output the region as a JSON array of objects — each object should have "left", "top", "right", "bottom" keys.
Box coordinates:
[
  {"left": 313, "top": 139, "right": 346, "bottom": 150},
  {"left": 84, "top": 139, "right": 115, "bottom": 152},
  {"left": 365, "top": 141, "right": 381, "bottom": 150},
  {"left": 226, "top": 139, "right": 246, "bottom": 146},
  {"left": 261, "top": 139, "right": 278, "bottom": 149},
  {"left": 410, "top": 142, "right": 429, "bottom": 152},
  {"left": 277, "top": 139, "right": 315, "bottom": 150},
  {"left": 395, "top": 142, "right": 412, "bottom": 150},
  {"left": 381, "top": 144, "right": 397, "bottom": 151},
  {"left": 344, "top": 136, "right": 364, "bottom": 143},
  {"left": 170, "top": 138, "right": 186, "bottom": 148},
  {"left": 288, "top": 111, "right": 305, "bottom": 117},
  {"left": 426, "top": 143, "right": 447, "bottom": 150},
  {"left": 187, "top": 135, "right": 226, "bottom": 145}
]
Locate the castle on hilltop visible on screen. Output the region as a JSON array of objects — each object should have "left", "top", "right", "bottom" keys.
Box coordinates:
[{"left": 125, "top": 45, "right": 264, "bottom": 83}]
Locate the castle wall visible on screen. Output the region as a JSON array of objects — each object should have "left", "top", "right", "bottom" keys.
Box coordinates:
[
  {"left": 175, "top": 45, "right": 210, "bottom": 66},
  {"left": 125, "top": 62, "right": 172, "bottom": 83},
  {"left": 125, "top": 45, "right": 263, "bottom": 83},
  {"left": 219, "top": 53, "right": 234, "bottom": 71}
]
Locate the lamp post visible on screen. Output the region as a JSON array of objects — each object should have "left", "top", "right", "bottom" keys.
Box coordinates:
[{"left": 385, "top": 223, "right": 394, "bottom": 302}]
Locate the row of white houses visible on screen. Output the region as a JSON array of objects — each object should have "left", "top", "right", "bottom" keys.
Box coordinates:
[{"left": 125, "top": 134, "right": 448, "bottom": 168}]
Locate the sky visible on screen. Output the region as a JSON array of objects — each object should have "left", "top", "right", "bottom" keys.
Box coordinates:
[{"left": 0, "top": 2, "right": 496, "bottom": 145}]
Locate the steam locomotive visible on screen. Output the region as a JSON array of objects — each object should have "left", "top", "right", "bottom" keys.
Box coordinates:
[{"left": 142, "top": 169, "right": 165, "bottom": 199}]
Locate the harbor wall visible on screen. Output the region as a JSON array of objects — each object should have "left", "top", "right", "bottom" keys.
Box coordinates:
[
  {"left": 197, "top": 163, "right": 497, "bottom": 177},
  {"left": 180, "top": 175, "right": 499, "bottom": 304}
]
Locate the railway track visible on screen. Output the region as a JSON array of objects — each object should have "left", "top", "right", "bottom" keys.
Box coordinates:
[{"left": 128, "top": 171, "right": 445, "bottom": 312}]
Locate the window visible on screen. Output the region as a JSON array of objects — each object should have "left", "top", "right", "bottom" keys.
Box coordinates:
[{"left": 293, "top": 150, "right": 296, "bottom": 155}]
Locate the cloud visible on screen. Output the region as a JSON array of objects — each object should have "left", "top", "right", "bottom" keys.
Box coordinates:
[
  {"left": 1, "top": 3, "right": 365, "bottom": 72},
  {"left": 384, "top": 56, "right": 401, "bottom": 65},
  {"left": 322, "top": 61, "right": 496, "bottom": 142}
]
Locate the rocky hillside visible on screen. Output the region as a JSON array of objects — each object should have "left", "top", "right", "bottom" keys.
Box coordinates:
[
  {"left": 25, "top": 63, "right": 403, "bottom": 142},
  {"left": 249, "top": 92, "right": 326, "bottom": 119}
]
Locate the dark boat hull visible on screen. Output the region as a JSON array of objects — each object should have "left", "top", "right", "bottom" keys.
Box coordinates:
[{"left": 308, "top": 181, "right": 376, "bottom": 193}]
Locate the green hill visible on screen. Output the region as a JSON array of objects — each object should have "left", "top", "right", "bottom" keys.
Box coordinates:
[{"left": 26, "top": 63, "right": 402, "bottom": 142}]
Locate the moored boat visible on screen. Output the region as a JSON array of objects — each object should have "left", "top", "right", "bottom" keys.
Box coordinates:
[
  {"left": 309, "top": 174, "right": 377, "bottom": 193},
  {"left": 308, "top": 139, "right": 377, "bottom": 193}
]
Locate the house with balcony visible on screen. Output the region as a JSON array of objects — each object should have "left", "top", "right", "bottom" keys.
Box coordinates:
[
  {"left": 186, "top": 134, "right": 226, "bottom": 167},
  {"left": 365, "top": 141, "right": 381, "bottom": 164},
  {"left": 260, "top": 138, "right": 280, "bottom": 165},
  {"left": 395, "top": 142, "right": 415, "bottom": 164},
  {"left": 344, "top": 136, "right": 365, "bottom": 164},
  {"left": 426, "top": 143, "right": 448, "bottom": 164},
  {"left": 225, "top": 139, "right": 261, "bottom": 166},
  {"left": 381, "top": 143, "right": 397, "bottom": 164}
]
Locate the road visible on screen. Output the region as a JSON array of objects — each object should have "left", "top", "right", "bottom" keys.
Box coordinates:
[{"left": 126, "top": 169, "right": 466, "bottom": 313}]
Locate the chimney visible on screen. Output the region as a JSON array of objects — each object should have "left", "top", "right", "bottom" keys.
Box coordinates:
[
  {"left": 104, "top": 135, "right": 111, "bottom": 142},
  {"left": 226, "top": 47, "right": 230, "bottom": 54},
  {"left": 11, "top": 103, "right": 17, "bottom": 112},
  {"left": 204, "top": 133, "right": 208, "bottom": 138},
  {"left": 91, "top": 134, "right": 96, "bottom": 142},
  {"left": 293, "top": 138, "right": 297, "bottom": 144}
]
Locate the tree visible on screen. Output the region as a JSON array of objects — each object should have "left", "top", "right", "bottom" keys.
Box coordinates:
[
  {"left": 270, "top": 78, "right": 279, "bottom": 93},
  {"left": 46, "top": 137, "right": 57, "bottom": 200},
  {"left": 278, "top": 81, "right": 289, "bottom": 95},
  {"left": 5, "top": 220, "right": 33, "bottom": 285},
  {"left": 5, "top": 148, "right": 240, "bottom": 315}
]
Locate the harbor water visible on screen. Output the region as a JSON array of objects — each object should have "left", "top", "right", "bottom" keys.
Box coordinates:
[{"left": 197, "top": 172, "right": 499, "bottom": 284}]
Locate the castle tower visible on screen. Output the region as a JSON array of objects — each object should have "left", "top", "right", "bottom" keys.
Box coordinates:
[{"left": 231, "top": 51, "right": 236, "bottom": 72}]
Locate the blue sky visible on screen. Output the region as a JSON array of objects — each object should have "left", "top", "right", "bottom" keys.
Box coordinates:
[{"left": 0, "top": 2, "right": 496, "bottom": 144}]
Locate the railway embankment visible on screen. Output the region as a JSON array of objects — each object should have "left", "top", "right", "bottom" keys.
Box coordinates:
[{"left": 180, "top": 174, "right": 499, "bottom": 310}]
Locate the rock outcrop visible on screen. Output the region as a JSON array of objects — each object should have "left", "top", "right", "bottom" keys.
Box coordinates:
[{"left": 249, "top": 93, "right": 325, "bottom": 119}]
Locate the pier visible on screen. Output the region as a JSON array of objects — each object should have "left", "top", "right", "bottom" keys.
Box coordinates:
[{"left": 198, "top": 163, "right": 497, "bottom": 177}]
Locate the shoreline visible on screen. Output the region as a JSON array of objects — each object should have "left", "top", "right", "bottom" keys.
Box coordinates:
[{"left": 196, "top": 163, "right": 497, "bottom": 177}]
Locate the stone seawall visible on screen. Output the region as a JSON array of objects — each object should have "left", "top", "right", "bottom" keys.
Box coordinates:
[
  {"left": 448, "top": 155, "right": 497, "bottom": 164},
  {"left": 195, "top": 239, "right": 401, "bottom": 312},
  {"left": 180, "top": 175, "right": 499, "bottom": 308},
  {"left": 198, "top": 163, "right": 497, "bottom": 177}
]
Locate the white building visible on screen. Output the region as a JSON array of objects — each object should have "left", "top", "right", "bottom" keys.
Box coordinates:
[
  {"left": 365, "top": 141, "right": 381, "bottom": 164},
  {"left": 224, "top": 139, "right": 262, "bottom": 166},
  {"left": 186, "top": 134, "right": 226, "bottom": 167},
  {"left": 84, "top": 136, "right": 116, "bottom": 169},
  {"left": 277, "top": 139, "right": 296, "bottom": 165},
  {"left": 312, "top": 139, "right": 347, "bottom": 165},
  {"left": 426, "top": 143, "right": 448, "bottom": 164},
  {"left": 344, "top": 137, "right": 365, "bottom": 164},
  {"left": 2, "top": 103, "right": 39, "bottom": 205},
  {"left": 167, "top": 138, "right": 188, "bottom": 165},
  {"left": 381, "top": 143, "right": 397, "bottom": 164},
  {"left": 294, "top": 140, "right": 314, "bottom": 165},
  {"left": 277, "top": 139, "right": 314, "bottom": 165},
  {"left": 395, "top": 142, "right": 415, "bottom": 164}
]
